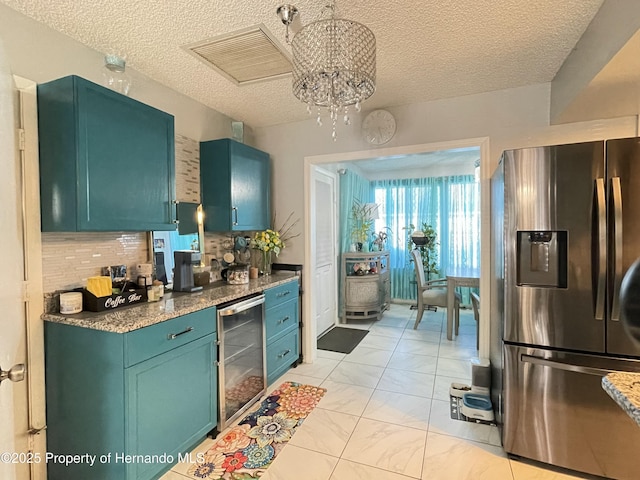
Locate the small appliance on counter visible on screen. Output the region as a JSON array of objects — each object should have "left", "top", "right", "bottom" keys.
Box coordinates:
[{"left": 173, "top": 250, "right": 203, "bottom": 292}]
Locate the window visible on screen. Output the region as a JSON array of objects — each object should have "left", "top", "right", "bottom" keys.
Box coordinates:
[{"left": 372, "top": 175, "right": 479, "bottom": 300}]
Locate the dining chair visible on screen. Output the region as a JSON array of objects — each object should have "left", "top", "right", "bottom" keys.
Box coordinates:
[
  {"left": 470, "top": 291, "right": 480, "bottom": 350},
  {"left": 411, "top": 249, "right": 461, "bottom": 331}
]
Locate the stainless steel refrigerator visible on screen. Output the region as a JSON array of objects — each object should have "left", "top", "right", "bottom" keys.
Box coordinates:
[{"left": 490, "top": 138, "right": 640, "bottom": 480}]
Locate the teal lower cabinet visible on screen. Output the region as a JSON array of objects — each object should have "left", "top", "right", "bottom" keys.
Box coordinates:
[
  {"left": 264, "top": 280, "right": 300, "bottom": 385},
  {"left": 44, "top": 307, "right": 217, "bottom": 480}
]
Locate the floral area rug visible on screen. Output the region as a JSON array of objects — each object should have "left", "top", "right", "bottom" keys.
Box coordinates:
[{"left": 186, "top": 382, "right": 326, "bottom": 479}]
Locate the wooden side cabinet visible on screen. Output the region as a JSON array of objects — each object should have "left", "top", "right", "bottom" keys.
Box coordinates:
[
  {"left": 264, "top": 279, "right": 300, "bottom": 385},
  {"left": 341, "top": 252, "right": 390, "bottom": 322},
  {"left": 37, "top": 75, "right": 176, "bottom": 232},
  {"left": 200, "top": 138, "right": 270, "bottom": 232},
  {"left": 44, "top": 308, "right": 217, "bottom": 480}
]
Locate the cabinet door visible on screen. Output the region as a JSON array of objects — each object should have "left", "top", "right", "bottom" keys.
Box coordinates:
[
  {"left": 76, "top": 79, "right": 176, "bottom": 231},
  {"left": 125, "top": 334, "right": 216, "bottom": 480},
  {"left": 200, "top": 139, "right": 270, "bottom": 232},
  {"left": 229, "top": 141, "right": 270, "bottom": 231}
]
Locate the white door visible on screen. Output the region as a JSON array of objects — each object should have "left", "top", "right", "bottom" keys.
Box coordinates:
[
  {"left": 0, "top": 42, "right": 46, "bottom": 480},
  {"left": 310, "top": 167, "right": 338, "bottom": 337}
]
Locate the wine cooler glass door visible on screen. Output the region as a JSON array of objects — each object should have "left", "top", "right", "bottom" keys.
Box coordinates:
[{"left": 217, "top": 294, "right": 266, "bottom": 430}]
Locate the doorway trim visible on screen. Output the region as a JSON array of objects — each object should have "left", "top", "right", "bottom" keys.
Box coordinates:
[
  {"left": 302, "top": 137, "right": 491, "bottom": 361},
  {"left": 14, "top": 75, "right": 46, "bottom": 480}
]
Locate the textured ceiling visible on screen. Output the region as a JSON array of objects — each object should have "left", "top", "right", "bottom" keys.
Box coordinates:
[{"left": 0, "top": 0, "right": 605, "bottom": 128}]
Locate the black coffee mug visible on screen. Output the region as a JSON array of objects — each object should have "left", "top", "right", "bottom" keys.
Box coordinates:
[{"left": 221, "top": 268, "right": 228, "bottom": 281}]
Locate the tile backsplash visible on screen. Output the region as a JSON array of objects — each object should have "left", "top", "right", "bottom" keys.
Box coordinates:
[
  {"left": 41, "top": 232, "right": 150, "bottom": 293},
  {"left": 41, "top": 132, "right": 201, "bottom": 298},
  {"left": 175, "top": 135, "right": 200, "bottom": 203}
]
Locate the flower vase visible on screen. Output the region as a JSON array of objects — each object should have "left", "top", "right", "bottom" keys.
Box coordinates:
[{"left": 261, "top": 250, "right": 272, "bottom": 275}]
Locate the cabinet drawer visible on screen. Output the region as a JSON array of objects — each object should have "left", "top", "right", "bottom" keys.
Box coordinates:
[
  {"left": 125, "top": 307, "right": 216, "bottom": 367},
  {"left": 265, "top": 280, "right": 299, "bottom": 310},
  {"left": 265, "top": 300, "right": 298, "bottom": 344},
  {"left": 266, "top": 329, "right": 299, "bottom": 385}
]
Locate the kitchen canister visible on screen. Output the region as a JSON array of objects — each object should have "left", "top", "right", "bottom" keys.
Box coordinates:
[
  {"left": 60, "top": 292, "right": 83, "bottom": 314},
  {"left": 226, "top": 265, "right": 249, "bottom": 284}
]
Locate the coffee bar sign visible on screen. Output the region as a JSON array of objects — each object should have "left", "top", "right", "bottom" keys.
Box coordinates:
[
  {"left": 82, "top": 288, "right": 147, "bottom": 312},
  {"left": 105, "top": 292, "right": 143, "bottom": 309}
]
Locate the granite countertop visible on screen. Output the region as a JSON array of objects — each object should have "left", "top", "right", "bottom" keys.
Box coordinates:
[
  {"left": 602, "top": 372, "right": 640, "bottom": 427},
  {"left": 42, "top": 272, "right": 298, "bottom": 334}
]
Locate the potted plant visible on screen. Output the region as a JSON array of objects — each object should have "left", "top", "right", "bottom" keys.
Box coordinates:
[
  {"left": 349, "top": 200, "right": 377, "bottom": 251},
  {"left": 371, "top": 227, "right": 392, "bottom": 251},
  {"left": 404, "top": 222, "right": 439, "bottom": 280}
]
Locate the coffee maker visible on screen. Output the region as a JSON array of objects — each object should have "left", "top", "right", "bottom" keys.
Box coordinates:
[{"left": 173, "top": 251, "right": 203, "bottom": 292}]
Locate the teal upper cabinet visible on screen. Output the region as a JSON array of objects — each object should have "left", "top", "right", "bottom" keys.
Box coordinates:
[
  {"left": 37, "top": 75, "right": 176, "bottom": 232},
  {"left": 200, "top": 138, "right": 270, "bottom": 232}
]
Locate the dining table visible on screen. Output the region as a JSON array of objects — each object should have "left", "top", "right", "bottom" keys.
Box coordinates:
[{"left": 446, "top": 266, "right": 480, "bottom": 340}]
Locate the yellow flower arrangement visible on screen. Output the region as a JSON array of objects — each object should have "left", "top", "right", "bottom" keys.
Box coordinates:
[
  {"left": 251, "top": 228, "right": 284, "bottom": 255},
  {"left": 251, "top": 212, "right": 300, "bottom": 275}
]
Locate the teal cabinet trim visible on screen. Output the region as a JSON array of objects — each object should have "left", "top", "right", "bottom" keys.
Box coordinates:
[
  {"left": 38, "top": 75, "right": 176, "bottom": 232},
  {"left": 200, "top": 138, "right": 270, "bottom": 232},
  {"left": 44, "top": 306, "right": 217, "bottom": 480}
]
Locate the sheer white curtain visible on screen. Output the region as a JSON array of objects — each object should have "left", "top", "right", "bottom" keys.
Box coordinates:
[{"left": 372, "top": 175, "right": 479, "bottom": 301}]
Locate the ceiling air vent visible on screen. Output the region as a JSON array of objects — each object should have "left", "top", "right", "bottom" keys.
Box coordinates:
[{"left": 183, "top": 24, "right": 292, "bottom": 85}]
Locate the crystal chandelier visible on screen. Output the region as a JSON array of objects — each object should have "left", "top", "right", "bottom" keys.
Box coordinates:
[{"left": 277, "top": 1, "right": 376, "bottom": 140}]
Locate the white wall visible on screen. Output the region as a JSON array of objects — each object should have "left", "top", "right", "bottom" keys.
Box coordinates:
[
  {"left": 255, "top": 82, "right": 638, "bottom": 359},
  {"left": 256, "top": 83, "right": 638, "bottom": 265}
]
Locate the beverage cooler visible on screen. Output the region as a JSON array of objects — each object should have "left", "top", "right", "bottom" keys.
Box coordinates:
[{"left": 216, "top": 294, "right": 266, "bottom": 430}]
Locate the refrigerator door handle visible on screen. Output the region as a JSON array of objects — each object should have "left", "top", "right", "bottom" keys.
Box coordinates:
[
  {"left": 595, "top": 178, "right": 606, "bottom": 321},
  {"left": 521, "top": 354, "right": 616, "bottom": 376},
  {"left": 611, "top": 176, "right": 623, "bottom": 322}
]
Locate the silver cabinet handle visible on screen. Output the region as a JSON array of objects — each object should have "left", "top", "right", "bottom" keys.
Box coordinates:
[
  {"left": 595, "top": 178, "right": 606, "bottom": 321},
  {"left": 0, "top": 363, "right": 26, "bottom": 385},
  {"left": 232, "top": 206, "right": 238, "bottom": 226},
  {"left": 278, "top": 349, "right": 291, "bottom": 359},
  {"left": 277, "top": 316, "right": 291, "bottom": 325},
  {"left": 167, "top": 327, "right": 193, "bottom": 340},
  {"left": 521, "top": 354, "right": 615, "bottom": 376},
  {"left": 611, "top": 177, "right": 623, "bottom": 321}
]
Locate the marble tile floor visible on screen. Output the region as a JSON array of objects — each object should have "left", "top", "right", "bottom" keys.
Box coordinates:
[{"left": 162, "top": 303, "right": 591, "bottom": 480}]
